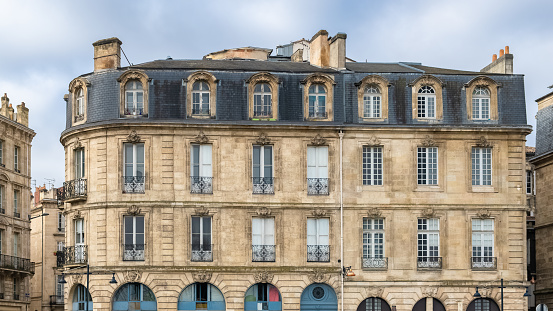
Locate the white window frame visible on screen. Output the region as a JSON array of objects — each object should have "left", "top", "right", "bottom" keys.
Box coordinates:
[
  {"left": 13, "top": 189, "right": 19, "bottom": 215},
  {"left": 76, "top": 88, "right": 85, "bottom": 117},
  {"left": 308, "top": 84, "right": 327, "bottom": 118},
  {"left": 75, "top": 148, "right": 85, "bottom": 179},
  {"left": 253, "top": 83, "right": 272, "bottom": 118},
  {"left": 417, "top": 218, "right": 440, "bottom": 260},
  {"left": 13, "top": 232, "right": 19, "bottom": 257},
  {"left": 362, "top": 146, "right": 383, "bottom": 185},
  {"left": 124, "top": 143, "right": 145, "bottom": 178},
  {"left": 57, "top": 241, "right": 65, "bottom": 252},
  {"left": 363, "top": 86, "right": 381, "bottom": 118},
  {"left": 192, "top": 81, "right": 210, "bottom": 115},
  {"left": 252, "top": 218, "right": 274, "bottom": 246},
  {"left": 417, "top": 86, "right": 436, "bottom": 119},
  {"left": 472, "top": 219, "right": 494, "bottom": 260},
  {"left": 56, "top": 275, "right": 65, "bottom": 299},
  {"left": 14, "top": 146, "right": 19, "bottom": 172},
  {"left": 417, "top": 147, "right": 438, "bottom": 185},
  {"left": 363, "top": 218, "right": 384, "bottom": 258},
  {"left": 124, "top": 80, "right": 144, "bottom": 115},
  {"left": 307, "top": 146, "right": 328, "bottom": 179},
  {"left": 472, "top": 87, "right": 490, "bottom": 120},
  {"left": 471, "top": 147, "right": 492, "bottom": 186},
  {"left": 190, "top": 144, "right": 212, "bottom": 178},
  {"left": 526, "top": 170, "right": 533, "bottom": 194},
  {"left": 252, "top": 145, "right": 273, "bottom": 181},
  {"left": 124, "top": 215, "right": 145, "bottom": 250},
  {"left": 191, "top": 216, "right": 212, "bottom": 249},
  {"left": 307, "top": 218, "right": 329, "bottom": 246},
  {"left": 58, "top": 212, "right": 65, "bottom": 232}
]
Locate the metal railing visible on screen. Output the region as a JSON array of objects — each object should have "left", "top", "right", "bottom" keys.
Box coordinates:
[
  {"left": 417, "top": 256, "right": 442, "bottom": 269},
  {"left": 56, "top": 251, "right": 64, "bottom": 268},
  {"left": 253, "top": 109, "right": 273, "bottom": 119},
  {"left": 13, "top": 294, "right": 19, "bottom": 300},
  {"left": 0, "top": 208, "right": 4, "bottom": 214},
  {"left": 62, "top": 178, "right": 87, "bottom": 200},
  {"left": 192, "top": 107, "right": 210, "bottom": 116},
  {"left": 124, "top": 107, "right": 145, "bottom": 116},
  {"left": 471, "top": 257, "right": 497, "bottom": 270},
  {"left": 191, "top": 176, "right": 213, "bottom": 194},
  {"left": 307, "top": 245, "right": 330, "bottom": 262},
  {"left": 62, "top": 245, "right": 88, "bottom": 265},
  {"left": 50, "top": 295, "right": 64, "bottom": 305},
  {"left": 123, "top": 176, "right": 145, "bottom": 194},
  {"left": 308, "top": 111, "right": 328, "bottom": 119},
  {"left": 56, "top": 187, "right": 65, "bottom": 205},
  {"left": 74, "top": 114, "right": 85, "bottom": 122},
  {"left": 123, "top": 244, "right": 145, "bottom": 261},
  {"left": 362, "top": 257, "right": 388, "bottom": 270},
  {"left": 191, "top": 244, "right": 213, "bottom": 262},
  {"left": 13, "top": 212, "right": 20, "bottom": 218},
  {"left": 252, "top": 177, "right": 274, "bottom": 194},
  {"left": 252, "top": 245, "right": 276, "bottom": 262},
  {"left": 0, "top": 254, "right": 34, "bottom": 273},
  {"left": 307, "top": 178, "right": 329, "bottom": 195}
]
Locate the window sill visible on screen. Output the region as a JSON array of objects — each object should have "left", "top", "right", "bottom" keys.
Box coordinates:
[
  {"left": 415, "top": 185, "right": 442, "bottom": 192},
  {"left": 251, "top": 118, "right": 276, "bottom": 121},
  {"left": 120, "top": 114, "right": 148, "bottom": 118},
  {"left": 471, "top": 186, "right": 496, "bottom": 193},
  {"left": 359, "top": 117, "right": 386, "bottom": 122},
  {"left": 359, "top": 185, "right": 386, "bottom": 192},
  {"left": 190, "top": 115, "right": 215, "bottom": 119}
]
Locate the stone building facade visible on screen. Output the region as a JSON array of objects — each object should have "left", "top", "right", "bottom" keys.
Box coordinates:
[
  {"left": 0, "top": 93, "right": 35, "bottom": 310},
  {"left": 57, "top": 32, "right": 530, "bottom": 311}
]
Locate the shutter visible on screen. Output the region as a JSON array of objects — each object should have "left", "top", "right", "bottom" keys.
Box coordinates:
[
  {"left": 253, "top": 146, "right": 261, "bottom": 178},
  {"left": 124, "top": 217, "right": 133, "bottom": 245},
  {"left": 264, "top": 146, "right": 273, "bottom": 178},
  {"left": 191, "top": 145, "right": 200, "bottom": 177},
  {"left": 307, "top": 147, "right": 316, "bottom": 178},
  {"left": 264, "top": 218, "right": 275, "bottom": 245},
  {"left": 318, "top": 218, "right": 329, "bottom": 245},
  {"left": 136, "top": 216, "right": 144, "bottom": 245},
  {"left": 252, "top": 218, "right": 262, "bottom": 245},
  {"left": 202, "top": 217, "right": 211, "bottom": 248},
  {"left": 317, "top": 147, "right": 328, "bottom": 178},
  {"left": 307, "top": 219, "right": 317, "bottom": 245},
  {"left": 192, "top": 217, "right": 200, "bottom": 248},
  {"left": 200, "top": 145, "right": 212, "bottom": 177},
  {"left": 136, "top": 144, "right": 145, "bottom": 176},
  {"left": 124, "top": 144, "right": 133, "bottom": 177}
]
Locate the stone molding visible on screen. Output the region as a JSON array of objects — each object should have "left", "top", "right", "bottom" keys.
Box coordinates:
[
  {"left": 255, "top": 132, "right": 271, "bottom": 145},
  {"left": 308, "top": 270, "right": 329, "bottom": 283},
  {"left": 192, "top": 271, "right": 212, "bottom": 283},
  {"left": 193, "top": 131, "right": 209, "bottom": 144},
  {"left": 124, "top": 270, "right": 142, "bottom": 283},
  {"left": 421, "top": 135, "right": 437, "bottom": 147},
  {"left": 253, "top": 271, "right": 274, "bottom": 283},
  {"left": 126, "top": 205, "right": 141, "bottom": 216},
  {"left": 72, "top": 210, "right": 82, "bottom": 220},
  {"left": 194, "top": 206, "right": 209, "bottom": 216},
  {"left": 126, "top": 130, "right": 141, "bottom": 143},
  {"left": 366, "top": 135, "right": 381, "bottom": 146},
  {"left": 367, "top": 207, "right": 382, "bottom": 218},
  {"left": 477, "top": 209, "right": 491, "bottom": 219},
  {"left": 74, "top": 137, "right": 83, "bottom": 149},
  {"left": 256, "top": 207, "right": 271, "bottom": 217},
  {"left": 421, "top": 207, "right": 435, "bottom": 218},
  {"left": 475, "top": 136, "right": 493, "bottom": 148},
  {"left": 311, "top": 134, "right": 326, "bottom": 146},
  {"left": 422, "top": 286, "right": 438, "bottom": 297},
  {"left": 311, "top": 209, "right": 327, "bottom": 217}
]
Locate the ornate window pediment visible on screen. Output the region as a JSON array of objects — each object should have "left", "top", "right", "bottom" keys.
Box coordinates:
[
  {"left": 409, "top": 75, "right": 444, "bottom": 121},
  {"left": 356, "top": 75, "right": 390, "bottom": 122},
  {"left": 247, "top": 72, "right": 279, "bottom": 120}
]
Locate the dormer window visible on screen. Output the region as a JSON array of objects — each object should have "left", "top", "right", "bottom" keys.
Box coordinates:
[
  {"left": 472, "top": 87, "right": 490, "bottom": 120},
  {"left": 308, "top": 84, "right": 327, "bottom": 119},
  {"left": 253, "top": 83, "right": 272, "bottom": 118},
  {"left": 302, "top": 73, "right": 334, "bottom": 121},
  {"left": 417, "top": 86, "right": 436, "bottom": 119},
  {"left": 192, "top": 82, "right": 210, "bottom": 116},
  {"left": 363, "top": 86, "right": 381, "bottom": 118},
  {"left": 410, "top": 75, "right": 444, "bottom": 121},
  {"left": 125, "top": 80, "right": 144, "bottom": 116},
  {"left": 75, "top": 88, "right": 85, "bottom": 122},
  {"left": 118, "top": 70, "right": 149, "bottom": 118},
  {"left": 69, "top": 77, "right": 89, "bottom": 125}
]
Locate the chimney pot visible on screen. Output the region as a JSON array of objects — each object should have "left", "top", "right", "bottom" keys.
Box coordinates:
[
  {"left": 492, "top": 54, "right": 497, "bottom": 62},
  {"left": 500, "top": 49, "right": 504, "bottom": 57},
  {"left": 505, "top": 46, "right": 510, "bottom": 54}
]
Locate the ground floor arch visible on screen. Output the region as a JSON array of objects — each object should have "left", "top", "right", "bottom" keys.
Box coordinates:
[
  {"left": 300, "top": 283, "right": 337, "bottom": 311},
  {"left": 245, "top": 283, "right": 282, "bottom": 311},
  {"left": 113, "top": 282, "right": 157, "bottom": 311},
  {"left": 466, "top": 298, "right": 500, "bottom": 311},
  {"left": 72, "top": 284, "right": 92, "bottom": 311},
  {"left": 412, "top": 298, "right": 446, "bottom": 311},
  {"left": 356, "top": 297, "right": 391, "bottom": 311},
  {"left": 178, "top": 282, "right": 225, "bottom": 310}
]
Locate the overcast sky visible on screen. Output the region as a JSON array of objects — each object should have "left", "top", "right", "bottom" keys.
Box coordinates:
[{"left": 0, "top": 0, "right": 551, "bottom": 188}]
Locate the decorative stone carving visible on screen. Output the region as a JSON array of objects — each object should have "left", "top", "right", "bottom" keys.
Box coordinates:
[
  {"left": 308, "top": 270, "right": 329, "bottom": 283},
  {"left": 185, "top": 71, "right": 216, "bottom": 83},
  {"left": 422, "top": 286, "right": 438, "bottom": 297},
  {"left": 311, "top": 209, "right": 327, "bottom": 217},
  {"left": 355, "top": 75, "right": 390, "bottom": 89},
  {"left": 74, "top": 137, "right": 82, "bottom": 149},
  {"left": 246, "top": 72, "right": 279, "bottom": 85},
  {"left": 68, "top": 77, "right": 90, "bottom": 93},
  {"left": 72, "top": 210, "right": 82, "bottom": 220},
  {"left": 192, "top": 271, "right": 212, "bottom": 283},
  {"left": 72, "top": 274, "right": 82, "bottom": 286},
  {"left": 253, "top": 271, "right": 274, "bottom": 283},
  {"left": 367, "top": 207, "right": 381, "bottom": 218},
  {"left": 301, "top": 73, "right": 335, "bottom": 86},
  {"left": 311, "top": 134, "right": 326, "bottom": 146},
  {"left": 366, "top": 135, "right": 381, "bottom": 146},
  {"left": 124, "top": 270, "right": 142, "bottom": 283},
  {"left": 477, "top": 209, "right": 491, "bottom": 219},
  {"left": 0, "top": 216, "right": 9, "bottom": 226},
  {"left": 127, "top": 205, "right": 141, "bottom": 216},
  {"left": 255, "top": 132, "right": 271, "bottom": 145},
  {"left": 410, "top": 75, "right": 444, "bottom": 87},
  {"left": 476, "top": 136, "right": 493, "bottom": 148},
  {"left": 421, "top": 135, "right": 437, "bottom": 147},
  {"left": 256, "top": 207, "right": 271, "bottom": 217},
  {"left": 126, "top": 130, "right": 141, "bottom": 143},
  {"left": 367, "top": 286, "right": 383, "bottom": 298},
  {"left": 479, "top": 285, "right": 493, "bottom": 298},
  {"left": 422, "top": 208, "right": 435, "bottom": 218},
  {"left": 193, "top": 131, "right": 209, "bottom": 144},
  {"left": 194, "top": 206, "right": 209, "bottom": 216}
]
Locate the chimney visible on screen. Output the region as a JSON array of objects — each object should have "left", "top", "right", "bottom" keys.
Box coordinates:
[
  {"left": 16, "top": 102, "right": 29, "bottom": 127},
  {"left": 0, "top": 93, "right": 8, "bottom": 118},
  {"left": 7, "top": 104, "right": 14, "bottom": 121},
  {"left": 309, "top": 30, "right": 330, "bottom": 67},
  {"left": 291, "top": 49, "right": 304, "bottom": 62},
  {"left": 329, "top": 33, "right": 347, "bottom": 69},
  {"left": 93, "top": 37, "right": 122, "bottom": 71},
  {"left": 481, "top": 46, "right": 513, "bottom": 74}
]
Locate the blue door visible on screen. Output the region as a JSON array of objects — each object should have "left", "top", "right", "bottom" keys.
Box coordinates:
[
  {"left": 112, "top": 283, "right": 157, "bottom": 311},
  {"left": 178, "top": 283, "right": 225, "bottom": 310},
  {"left": 300, "top": 283, "right": 337, "bottom": 311}
]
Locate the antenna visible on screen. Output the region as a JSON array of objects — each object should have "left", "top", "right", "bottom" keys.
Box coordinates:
[
  {"left": 31, "top": 179, "right": 36, "bottom": 190},
  {"left": 45, "top": 178, "right": 55, "bottom": 190}
]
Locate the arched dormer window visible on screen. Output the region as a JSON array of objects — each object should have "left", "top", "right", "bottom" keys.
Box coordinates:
[
  {"left": 192, "top": 82, "right": 210, "bottom": 115},
  {"left": 68, "top": 77, "right": 90, "bottom": 125},
  {"left": 118, "top": 70, "right": 150, "bottom": 118},
  {"left": 247, "top": 72, "right": 279, "bottom": 120},
  {"left": 364, "top": 86, "right": 381, "bottom": 118},
  {"left": 417, "top": 86, "right": 436, "bottom": 119},
  {"left": 302, "top": 73, "right": 335, "bottom": 121},
  {"left": 186, "top": 71, "right": 217, "bottom": 118},
  {"left": 409, "top": 75, "right": 444, "bottom": 121},
  {"left": 125, "top": 80, "right": 144, "bottom": 116},
  {"left": 465, "top": 76, "right": 499, "bottom": 121},
  {"left": 254, "top": 83, "right": 272, "bottom": 118},
  {"left": 356, "top": 75, "right": 390, "bottom": 121},
  {"left": 472, "top": 87, "right": 491, "bottom": 120},
  {"left": 308, "top": 84, "right": 327, "bottom": 118}
]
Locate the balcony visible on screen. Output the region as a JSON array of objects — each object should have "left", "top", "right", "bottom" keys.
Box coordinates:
[
  {"left": 123, "top": 176, "right": 145, "bottom": 194},
  {"left": 362, "top": 257, "right": 388, "bottom": 270},
  {"left": 0, "top": 255, "right": 34, "bottom": 274},
  {"left": 252, "top": 245, "right": 276, "bottom": 262},
  {"left": 61, "top": 178, "right": 87, "bottom": 201},
  {"left": 123, "top": 244, "right": 145, "bottom": 261},
  {"left": 13, "top": 294, "right": 19, "bottom": 300},
  {"left": 61, "top": 245, "right": 88, "bottom": 266},
  {"left": 417, "top": 257, "right": 442, "bottom": 270},
  {"left": 50, "top": 295, "right": 64, "bottom": 305},
  {"left": 252, "top": 177, "right": 274, "bottom": 194},
  {"left": 56, "top": 251, "right": 64, "bottom": 268},
  {"left": 253, "top": 109, "right": 273, "bottom": 119},
  {"left": 471, "top": 257, "right": 497, "bottom": 270},
  {"left": 191, "top": 244, "right": 213, "bottom": 262},
  {"left": 307, "top": 245, "right": 330, "bottom": 262},
  {"left": 56, "top": 187, "right": 65, "bottom": 205},
  {"left": 307, "top": 178, "right": 329, "bottom": 195},
  {"left": 308, "top": 111, "right": 328, "bottom": 119},
  {"left": 124, "top": 107, "right": 145, "bottom": 116},
  {"left": 191, "top": 176, "right": 213, "bottom": 194},
  {"left": 192, "top": 107, "right": 210, "bottom": 116}
]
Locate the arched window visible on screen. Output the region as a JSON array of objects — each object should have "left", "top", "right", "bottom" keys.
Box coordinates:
[
  {"left": 308, "top": 84, "right": 327, "bottom": 118},
  {"left": 300, "top": 283, "right": 337, "bottom": 311},
  {"left": 192, "top": 81, "right": 210, "bottom": 116},
  {"left": 178, "top": 283, "right": 225, "bottom": 310},
  {"left": 254, "top": 83, "right": 272, "bottom": 118},
  {"left": 417, "top": 86, "right": 436, "bottom": 119},
  {"left": 113, "top": 283, "right": 156, "bottom": 311},
  {"left": 356, "top": 297, "right": 391, "bottom": 311},
  {"left": 413, "top": 298, "right": 445, "bottom": 311},
  {"left": 466, "top": 298, "right": 500, "bottom": 311},
  {"left": 72, "top": 284, "right": 92, "bottom": 311},
  {"left": 125, "top": 80, "right": 144, "bottom": 116},
  {"left": 245, "top": 283, "right": 281, "bottom": 311},
  {"left": 363, "top": 86, "right": 381, "bottom": 118},
  {"left": 472, "top": 87, "right": 491, "bottom": 120},
  {"left": 75, "top": 88, "right": 85, "bottom": 121}
]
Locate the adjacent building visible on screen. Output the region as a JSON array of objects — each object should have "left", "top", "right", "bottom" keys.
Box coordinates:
[
  {"left": 57, "top": 32, "right": 531, "bottom": 311},
  {"left": 0, "top": 93, "right": 35, "bottom": 310}
]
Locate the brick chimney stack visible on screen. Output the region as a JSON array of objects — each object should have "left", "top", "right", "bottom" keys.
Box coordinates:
[{"left": 93, "top": 37, "right": 122, "bottom": 71}]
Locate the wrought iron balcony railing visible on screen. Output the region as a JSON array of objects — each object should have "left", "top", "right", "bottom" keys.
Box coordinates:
[
  {"left": 362, "top": 257, "right": 388, "bottom": 270},
  {"left": 124, "top": 107, "right": 145, "bottom": 116},
  {"left": 123, "top": 244, "right": 145, "bottom": 261},
  {"left": 50, "top": 295, "right": 64, "bottom": 305},
  {"left": 471, "top": 257, "right": 497, "bottom": 270},
  {"left": 252, "top": 245, "right": 276, "bottom": 262},
  {"left": 192, "top": 107, "right": 210, "bottom": 116},
  {"left": 191, "top": 176, "right": 213, "bottom": 194},
  {"left": 56, "top": 251, "right": 64, "bottom": 268},
  {"left": 13, "top": 294, "right": 19, "bottom": 300},
  {"left": 307, "top": 178, "right": 329, "bottom": 195},
  {"left": 56, "top": 187, "right": 65, "bottom": 205},
  {"left": 62, "top": 245, "right": 88, "bottom": 265},
  {"left": 253, "top": 109, "right": 273, "bottom": 119},
  {"left": 417, "top": 256, "right": 442, "bottom": 269},
  {"left": 13, "top": 212, "right": 20, "bottom": 218},
  {"left": 308, "top": 111, "right": 328, "bottom": 119},
  {"left": 252, "top": 177, "right": 274, "bottom": 194},
  {"left": 307, "top": 245, "right": 330, "bottom": 262},
  {"left": 62, "top": 178, "right": 87, "bottom": 201},
  {"left": 0, "top": 254, "right": 34, "bottom": 274},
  {"left": 191, "top": 244, "right": 213, "bottom": 262},
  {"left": 123, "top": 176, "right": 145, "bottom": 194}
]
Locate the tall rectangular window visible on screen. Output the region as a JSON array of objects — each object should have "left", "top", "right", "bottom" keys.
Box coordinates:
[
  {"left": 74, "top": 219, "right": 85, "bottom": 263},
  {"left": 362, "top": 146, "right": 383, "bottom": 185},
  {"left": 0, "top": 185, "right": 4, "bottom": 214},
  {"left": 123, "top": 216, "right": 145, "bottom": 261},
  {"left": 472, "top": 219, "right": 494, "bottom": 267},
  {"left": 56, "top": 275, "right": 65, "bottom": 302},
  {"left": 307, "top": 218, "right": 329, "bottom": 262},
  {"left": 191, "top": 216, "right": 212, "bottom": 261},
  {"left": 362, "top": 218, "right": 386, "bottom": 269},
  {"left": 307, "top": 146, "right": 329, "bottom": 195},
  {"left": 417, "top": 147, "right": 438, "bottom": 185},
  {"left": 252, "top": 218, "right": 275, "bottom": 262},
  {"left": 0, "top": 140, "right": 3, "bottom": 165},
  {"left": 123, "top": 143, "right": 145, "bottom": 193},
  {"left": 75, "top": 148, "right": 85, "bottom": 179},
  {"left": 14, "top": 146, "right": 19, "bottom": 172},
  {"left": 0, "top": 230, "right": 2, "bottom": 255},
  {"left": 58, "top": 212, "right": 65, "bottom": 232},
  {"left": 252, "top": 145, "right": 273, "bottom": 194},
  {"left": 417, "top": 218, "right": 440, "bottom": 268},
  {"left": 190, "top": 144, "right": 212, "bottom": 194},
  {"left": 471, "top": 147, "right": 492, "bottom": 186},
  {"left": 13, "top": 232, "right": 19, "bottom": 257},
  {"left": 527, "top": 170, "right": 533, "bottom": 194},
  {"left": 13, "top": 190, "right": 19, "bottom": 217}
]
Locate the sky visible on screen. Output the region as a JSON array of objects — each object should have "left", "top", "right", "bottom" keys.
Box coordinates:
[{"left": 0, "top": 0, "right": 551, "bottom": 188}]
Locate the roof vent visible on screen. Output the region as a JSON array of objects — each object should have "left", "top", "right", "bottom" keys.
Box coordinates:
[{"left": 166, "top": 56, "right": 173, "bottom": 60}]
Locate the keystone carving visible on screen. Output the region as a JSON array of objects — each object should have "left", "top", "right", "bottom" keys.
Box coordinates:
[
  {"left": 308, "top": 270, "right": 329, "bottom": 283},
  {"left": 476, "top": 136, "right": 493, "bottom": 148},
  {"left": 366, "top": 286, "right": 383, "bottom": 298},
  {"left": 477, "top": 209, "right": 491, "bottom": 219},
  {"left": 194, "top": 206, "right": 209, "bottom": 216},
  {"left": 127, "top": 205, "right": 141, "bottom": 216},
  {"left": 422, "top": 207, "right": 435, "bottom": 218},
  {"left": 72, "top": 210, "right": 82, "bottom": 220},
  {"left": 421, "top": 135, "right": 437, "bottom": 147},
  {"left": 126, "top": 130, "right": 141, "bottom": 143},
  {"left": 253, "top": 271, "right": 274, "bottom": 283},
  {"left": 256, "top": 207, "right": 272, "bottom": 217},
  {"left": 255, "top": 132, "right": 271, "bottom": 145},
  {"left": 72, "top": 274, "right": 82, "bottom": 286},
  {"left": 74, "top": 137, "right": 82, "bottom": 149},
  {"left": 366, "top": 135, "right": 381, "bottom": 146},
  {"left": 479, "top": 285, "right": 493, "bottom": 298},
  {"left": 367, "top": 207, "right": 381, "bottom": 218},
  {"left": 192, "top": 272, "right": 212, "bottom": 283},
  {"left": 311, "top": 209, "right": 327, "bottom": 217},
  {"left": 311, "top": 134, "right": 326, "bottom": 146},
  {"left": 124, "top": 270, "right": 142, "bottom": 283},
  {"left": 422, "top": 286, "right": 438, "bottom": 297},
  {"left": 193, "top": 131, "right": 209, "bottom": 144}
]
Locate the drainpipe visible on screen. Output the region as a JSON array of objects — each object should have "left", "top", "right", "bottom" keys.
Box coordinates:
[{"left": 339, "top": 129, "right": 344, "bottom": 311}]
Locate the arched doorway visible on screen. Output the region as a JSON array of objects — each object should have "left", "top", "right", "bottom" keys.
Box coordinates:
[
  {"left": 300, "top": 283, "right": 337, "bottom": 311},
  {"left": 466, "top": 298, "right": 500, "bottom": 311},
  {"left": 178, "top": 283, "right": 225, "bottom": 310},
  {"left": 412, "top": 298, "right": 446, "bottom": 311},
  {"left": 112, "top": 282, "right": 157, "bottom": 311},
  {"left": 356, "top": 297, "right": 391, "bottom": 311},
  {"left": 72, "top": 284, "right": 92, "bottom": 311},
  {"left": 244, "top": 283, "right": 282, "bottom": 311}
]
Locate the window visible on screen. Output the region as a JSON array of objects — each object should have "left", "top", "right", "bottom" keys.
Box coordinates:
[
  {"left": 252, "top": 145, "right": 273, "bottom": 194},
  {"left": 13, "top": 190, "right": 19, "bottom": 218},
  {"left": 75, "top": 148, "right": 85, "bottom": 179},
  {"left": 472, "top": 219, "right": 495, "bottom": 270},
  {"left": 417, "top": 218, "right": 441, "bottom": 269},
  {"left": 362, "top": 146, "right": 383, "bottom": 185},
  {"left": 123, "top": 216, "right": 145, "bottom": 261},
  {"left": 191, "top": 216, "right": 212, "bottom": 262},
  {"left": 118, "top": 70, "right": 149, "bottom": 118},
  {"left": 56, "top": 275, "right": 64, "bottom": 303},
  {"left": 57, "top": 241, "right": 65, "bottom": 252},
  {"left": 417, "top": 86, "right": 436, "bottom": 118},
  {"left": 307, "top": 146, "right": 329, "bottom": 195},
  {"left": 13, "top": 232, "right": 18, "bottom": 257},
  {"left": 73, "top": 284, "right": 92, "bottom": 311},
  {"left": 0, "top": 230, "right": 2, "bottom": 254},
  {"left": 178, "top": 283, "right": 225, "bottom": 310},
  {"left": 57, "top": 212, "right": 65, "bottom": 232},
  {"left": 123, "top": 143, "right": 145, "bottom": 193},
  {"left": 471, "top": 147, "right": 492, "bottom": 186},
  {"left": 0, "top": 140, "right": 3, "bottom": 166},
  {"left": 192, "top": 81, "right": 210, "bottom": 116},
  {"left": 14, "top": 146, "right": 19, "bottom": 172},
  {"left": 124, "top": 80, "right": 144, "bottom": 116},
  {"left": 417, "top": 147, "right": 438, "bottom": 185},
  {"left": 307, "top": 218, "right": 329, "bottom": 262},
  {"left": 190, "top": 144, "right": 212, "bottom": 194},
  {"left": 253, "top": 83, "right": 272, "bottom": 118},
  {"left": 357, "top": 297, "right": 391, "bottom": 311},
  {"left": 252, "top": 218, "right": 275, "bottom": 262},
  {"left": 362, "top": 218, "right": 386, "bottom": 269},
  {"left": 75, "top": 88, "right": 85, "bottom": 121},
  {"left": 69, "top": 77, "right": 89, "bottom": 124},
  {"left": 527, "top": 170, "right": 533, "bottom": 194},
  {"left": 472, "top": 87, "right": 490, "bottom": 120},
  {"left": 74, "top": 219, "right": 86, "bottom": 264},
  {"left": 308, "top": 84, "right": 327, "bottom": 118},
  {"left": 244, "top": 283, "right": 282, "bottom": 311},
  {"left": 13, "top": 277, "right": 18, "bottom": 300},
  {"left": 0, "top": 185, "right": 4, "bottom": 214},
  {"left": 363, "top": 86, "right": 381, "bottom": 118}
]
